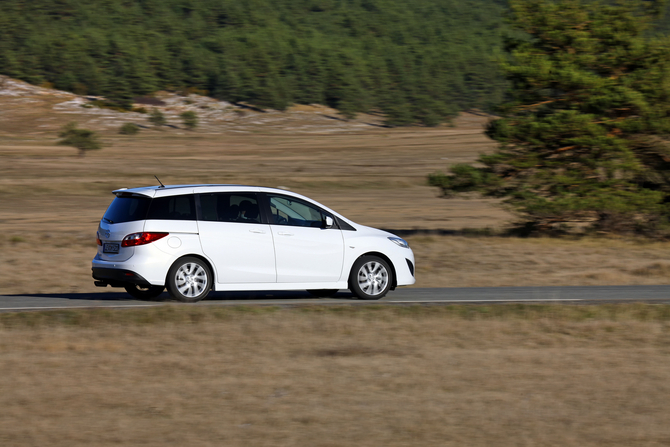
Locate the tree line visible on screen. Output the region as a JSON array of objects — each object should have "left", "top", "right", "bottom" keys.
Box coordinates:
[{"left": 0, "top": 0, "right": 509, "bottom": 125}]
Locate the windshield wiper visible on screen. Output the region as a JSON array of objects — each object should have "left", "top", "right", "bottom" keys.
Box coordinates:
[{"left": 102, "top": 217, "right": 114, "bottom": 224}]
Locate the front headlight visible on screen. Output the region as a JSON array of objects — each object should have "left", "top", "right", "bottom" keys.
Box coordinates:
[{"left": 388, "top": 237, "right": 409, "bottom": 249}]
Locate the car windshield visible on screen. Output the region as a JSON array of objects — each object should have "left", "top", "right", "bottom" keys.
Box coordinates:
[{"left": 103, "top": 194, "right": 151, "bottom": 223}]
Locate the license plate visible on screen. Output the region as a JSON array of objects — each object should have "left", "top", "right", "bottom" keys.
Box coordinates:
[{"left": 103, "top": 242, "right": 120, "bottom": 254}]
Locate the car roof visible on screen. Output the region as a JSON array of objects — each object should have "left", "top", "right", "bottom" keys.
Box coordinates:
[
  {"left": 114, "top": 184, "right": 273, "bottom": 197},
  {"left": 111, "top": 184, "right": 357, "bottom": 227},
  {"left": 113, "top": 184, "right": 320, "bottom": 204}
]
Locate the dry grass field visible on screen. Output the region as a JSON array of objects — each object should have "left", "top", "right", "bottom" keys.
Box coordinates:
[
  {"left": 3, "top": 79, "right": 670, "bottom": 446},
  {"left": 1, "top": 305, "right": 670, "bottom": 446},
  {"left": 2, "top": 78, "right": 670, "bottom": 294}
]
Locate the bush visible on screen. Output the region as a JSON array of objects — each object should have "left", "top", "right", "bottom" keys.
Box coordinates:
[
  {"left": 179, "top": 111, "right": 198, "bottom": 130},
  {"left": 119, "top": 123, "right": 140, "bottom": 135},
  {"left": 148, "top": 108, "right": 166, "bottom": 127},
  {"left": 57, "top": 122, "right": 102, "bottom": 157}
]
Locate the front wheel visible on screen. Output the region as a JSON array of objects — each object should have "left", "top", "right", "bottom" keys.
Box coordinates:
[
  {"left": 166, "top": 257, "right": 212, "bottom": 303},
  {"left": 349, "top": 256, "right": 393, "bottom": 300},
  {"left": 124, "top": 284, "right": 165, "bottom": 300}
]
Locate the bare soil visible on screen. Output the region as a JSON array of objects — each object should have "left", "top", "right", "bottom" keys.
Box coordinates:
[{"left": 1, "top": 307, "right": 669, "bottom": 446}]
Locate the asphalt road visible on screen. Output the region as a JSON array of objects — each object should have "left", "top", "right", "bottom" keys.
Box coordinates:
[{"left": 1, "top": 285, "right": 670, "bottom": 311}]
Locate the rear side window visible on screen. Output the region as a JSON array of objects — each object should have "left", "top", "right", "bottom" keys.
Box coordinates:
[
  {"left": 147, "top": 194, "right": 196, "bottom": 220},
  {"left": 198, "top": 193, "right": 261, "bottom": 223},
  {"left": 103, "top": 195, "right": 151, "bottom": 224}
]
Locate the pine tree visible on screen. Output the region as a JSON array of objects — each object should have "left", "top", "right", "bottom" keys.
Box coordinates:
[{"left": 429, "top": 0, "right": 670, "bottom": 235}]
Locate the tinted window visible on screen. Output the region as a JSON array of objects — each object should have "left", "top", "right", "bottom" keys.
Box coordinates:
[
  {"left": 103, "top": 195, "right": 151, "bottom": 224},
  {"left": 198, "top": 193, "right": 261, "bottom": 223},
  {"left": 268, "top": 194, "right": 332, "bottom": 228},
  {"left": 146, "top": 194, "right": 196, "bottom": 220}
]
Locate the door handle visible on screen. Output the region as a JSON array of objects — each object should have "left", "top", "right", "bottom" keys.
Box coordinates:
[
  {"left": 249, "top": 229, "right": 266, "bottom": 234},
  {"left": 277, "top": 232, "right": 294, "bottom": 236}
]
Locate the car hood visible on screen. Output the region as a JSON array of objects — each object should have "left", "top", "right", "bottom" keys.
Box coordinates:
[{"left": 351, "top": 223, "right": 398, "bottom": 239}]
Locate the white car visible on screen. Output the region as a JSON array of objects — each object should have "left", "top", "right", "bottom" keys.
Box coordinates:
[{"left": 92, "top": 184, "right": 415, "bottom": 302}]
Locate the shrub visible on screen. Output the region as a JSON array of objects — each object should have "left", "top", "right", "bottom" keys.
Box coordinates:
[
  {"left": 57, "top": 122, "right": 103, "bottom": 157},
  {"left": 119, "top": 123, "right": 140, "bottom": 135},
  {"left": 180, "top": 111, "right": 198, "bottom": 130},
  {"left": 148, "top": 108, "right": 166, "bottom": 127}
]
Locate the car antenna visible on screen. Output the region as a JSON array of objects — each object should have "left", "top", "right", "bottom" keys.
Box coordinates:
[{"left": 155, "top": 175, "right": 165, "bottom": 188}]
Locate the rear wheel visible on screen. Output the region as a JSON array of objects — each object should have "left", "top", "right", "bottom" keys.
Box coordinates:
[
  {"left": 124, "top": 284, "right": 165, "bottom": 300},
  {"left": 307, "top": 289, "right": 339, "bottom": 298},
  {"left": 166, "top": 257, "right": 212, "bottom": 303},
  {"left": 349, "top": 256, "right": 392, "bottom": 300}
]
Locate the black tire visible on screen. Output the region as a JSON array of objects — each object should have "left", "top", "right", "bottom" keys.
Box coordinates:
[
  {"left": 166, "top": 256, "right": 212, "bottom": 303},
  {"left": 307, "top": 289, "right": 339, "bottom": 298},
  {"left": 124, "top": 284, "right": 165, "bottom": 300},
  {"left": 349, "top": 255, "right": 393, "bottom": 300}
]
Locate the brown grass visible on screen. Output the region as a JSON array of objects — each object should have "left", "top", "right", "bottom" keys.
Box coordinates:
[
  {"left": 2, "top": 87, "right": 670, "bottom": 294},
  {"left": 1, "top": 305, "right": 669, "bottom": 446},
  {"left": 408, "top": 235, "right": 670, "bottom": 287},
  {"left": 0, "top": 110, "right": 511, "bottom": 295}
]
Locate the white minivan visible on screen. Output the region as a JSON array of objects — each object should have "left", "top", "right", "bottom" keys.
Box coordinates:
[{"left": 92, "top": 185, "right": 415, "bottom": 302}]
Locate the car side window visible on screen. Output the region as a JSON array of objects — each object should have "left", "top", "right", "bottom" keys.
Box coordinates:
[
  {"left": 198, "top": 193, "right": 261, "bottom": 223},
  {"left": 268, "top": 194, "right": 333, "bottom": 228},
  {"left": 146, "top": 194, "right": 196, "bottom": 220}
]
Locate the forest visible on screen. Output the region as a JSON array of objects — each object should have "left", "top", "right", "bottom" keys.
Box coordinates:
[
  {"left": 0, "top": 0, "right": 509, "bottom": 125},
  {"left": 1, "top": 1, "right": 669, "bottom": 125}
]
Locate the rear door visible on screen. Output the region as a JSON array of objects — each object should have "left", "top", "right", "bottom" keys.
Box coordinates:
[
  {"left": 197, "top": 192, "right": 276, "bottom": 284},
  {"left": 265, "top": 193, "right": 344, "bottom": 283},
  {"left": 97, "top": 192, "right": 152, "bottom": 262}
]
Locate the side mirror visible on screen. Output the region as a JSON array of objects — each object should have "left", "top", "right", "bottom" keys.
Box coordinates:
[{"left": 324, "top": 216, "right": 334, "bottom": 229}]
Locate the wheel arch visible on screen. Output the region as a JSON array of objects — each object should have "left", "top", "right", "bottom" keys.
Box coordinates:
[
  {"left": 351, "top": 251, "right": 397, "bottom": 290},
  {"left": 165, "top": 253, "right": 217, "bottom": 286}
]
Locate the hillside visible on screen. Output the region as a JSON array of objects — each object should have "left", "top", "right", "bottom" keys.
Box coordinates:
[
  {"left": 0, "top": 74, "right": 399, "bottom": 135},
  {"left": 0, "top": 0, "right": 508, "bottom": 125}
]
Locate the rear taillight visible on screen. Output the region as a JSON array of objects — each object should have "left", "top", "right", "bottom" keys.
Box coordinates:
[
  {"left": 96, "top": 233, "right": 102, "bottom": 246},
  {"left": 121, "top": 232, "right": 169, "bottom": 247}
]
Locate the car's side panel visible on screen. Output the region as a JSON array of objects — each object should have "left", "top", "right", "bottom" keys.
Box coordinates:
[
  {"left": 198, "top": 221, "right": 277, "bottom": 283},
  {"left": 270, "top": 225, "right": 345, "bottom": 283}
]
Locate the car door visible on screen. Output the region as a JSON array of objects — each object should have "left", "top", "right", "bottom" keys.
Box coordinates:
[
  {"left": 197, "top": 192, "right": 276, "bottom": 284},
  {"left": 265, "top": 193, "right": 344, "bottom": 283}
]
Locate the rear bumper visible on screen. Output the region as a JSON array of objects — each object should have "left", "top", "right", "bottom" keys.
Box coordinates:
[{"left": 92, "top": 268, "right": 152, "bottom": 288}]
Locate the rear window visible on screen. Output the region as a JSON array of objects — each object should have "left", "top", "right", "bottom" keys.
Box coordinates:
[
  {"left": 146, "top": 194, "right": 196, "bottom": 220},
  {"left": 103, "top": 194, "right": 151, "bottom": 224}
]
